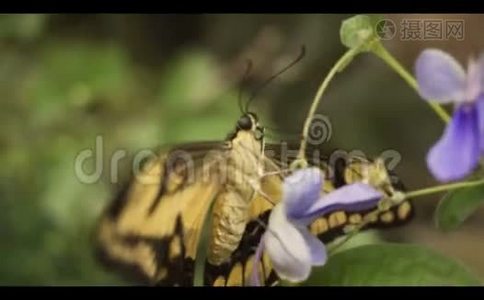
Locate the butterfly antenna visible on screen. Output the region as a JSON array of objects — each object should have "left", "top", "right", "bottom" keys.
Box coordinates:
[
  {"left": 238, "top": 59, "right": 253, "bottom": 114},
  {"left": 245, "top": 45, "right": 306, "bottom": 113}
]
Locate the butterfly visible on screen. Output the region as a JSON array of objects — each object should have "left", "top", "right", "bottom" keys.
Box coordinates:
[{"left": 94, "top": 111, "right": 414, "bottom": 287}]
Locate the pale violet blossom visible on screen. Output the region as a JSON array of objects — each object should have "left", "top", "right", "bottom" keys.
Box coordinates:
[
  {"left": 251, "top": 167, "right": 384, "bottom": 285},
  {"left": 415, "top": 49, "right": 484, "bottom": 182}
]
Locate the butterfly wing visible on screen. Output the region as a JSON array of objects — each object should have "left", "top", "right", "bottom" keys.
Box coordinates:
[
  {"left": 96, "top": 142, "right": 228, "bottom": 286},
  {"left": 309, "top": 153, "right": 414, "bottom": 242}
]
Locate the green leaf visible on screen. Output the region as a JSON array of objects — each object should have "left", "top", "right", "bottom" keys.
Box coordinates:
[
  {"left": 435, "top": 185, "right": 484, "bottom": 231},
  {"left": 306, "top": 244, "right": 480, "bottom": 286},
  {"left": 340, "top": 15, "right": 379, "bottom": 51}
]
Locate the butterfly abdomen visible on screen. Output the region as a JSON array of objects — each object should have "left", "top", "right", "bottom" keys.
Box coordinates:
[
  {"left": 209, "top": 190, "right": 251, "bottom": 265},
  {"left": 207, "top": 129, "right": 265, "bottom": 266}
]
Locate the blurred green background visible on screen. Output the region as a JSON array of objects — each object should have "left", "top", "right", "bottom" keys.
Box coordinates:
[{"left": 1, "top": 14, "right": 484, "bottom": 285}]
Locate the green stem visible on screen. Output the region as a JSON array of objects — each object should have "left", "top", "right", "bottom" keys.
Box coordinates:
[
  {"left": 371, "top": 42, "right": 451, "bottom": 123},
  {"left": 405, "top": 178, "right": 484, "bottom": 199},
  {"left": 295, "top": 47, "right": 361, "bottom": 167}
]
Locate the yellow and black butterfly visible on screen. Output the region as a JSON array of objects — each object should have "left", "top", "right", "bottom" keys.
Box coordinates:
[{"left": 95, "top": 110, "right": 414, "bottom": 286}]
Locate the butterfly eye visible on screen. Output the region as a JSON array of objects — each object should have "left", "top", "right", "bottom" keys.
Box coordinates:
[{"left": 237, "top": 115, "right": 252, "bottom": 130}]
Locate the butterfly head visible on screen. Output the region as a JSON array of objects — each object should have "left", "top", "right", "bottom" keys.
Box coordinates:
[{"left": 226, "top": 113, "right": 265, "bottom": 142}]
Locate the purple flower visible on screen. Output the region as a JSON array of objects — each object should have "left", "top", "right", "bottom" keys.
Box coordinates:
[
  {"left": 251, "top": 168, "right": 383, "bottom": 285},
  {"left": 415, "top": 49, "right": 484, "bottom": 182}
]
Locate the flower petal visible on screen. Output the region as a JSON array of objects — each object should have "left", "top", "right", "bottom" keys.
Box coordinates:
[
  {"left": 427, "top": 104, "right": 480, "bottom": 182},
  {"left": 415, "top": 49, "right": 466, "bottom": 103},
  {"left": 283, "top": 167, "right": 323, "bottom": 220},
  {"left": 302, "top": 183, "right": 383, "bottom": 221},
  {"left": 477, "top": 95, "right": 484, "bottom": 151},
  {"left": 264, "top": 205, "right": 312, "bottom": 282},
  {"left": 298, "top": 226, "right": 327, "bottom": 266},
  {"left": 249, "top": 239, "right": 264, "bottom": 286},
  {"left": 465, "top": 57, "right": 482, "bottom": 102}
]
